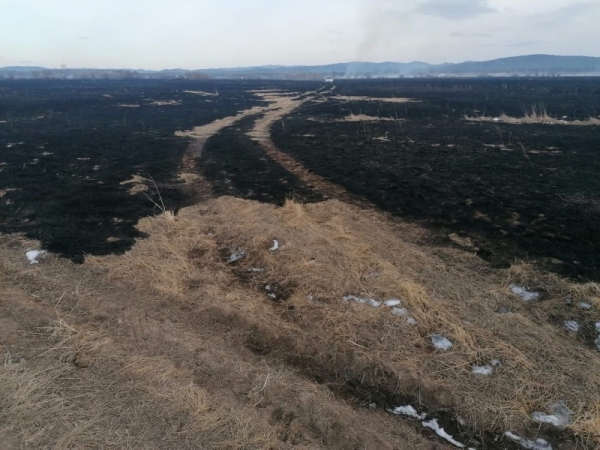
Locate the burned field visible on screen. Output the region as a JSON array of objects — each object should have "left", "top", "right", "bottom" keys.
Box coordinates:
[
  {"left": 4, "top": 78, "right": 598, "bottom": 277},
  {"left": 0, "top": 79, "right": 273, "bottom": 261},
  {"left": 272, "top": 78, "right": 600, "bottom": 281}
]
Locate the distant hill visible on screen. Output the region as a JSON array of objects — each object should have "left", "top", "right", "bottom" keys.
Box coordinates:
[
  {"left": 1, "top": 55, "right": 599, "bottom": 80},
  {"left": 436, "top": 55, "right": 600, "bottom": 76}
]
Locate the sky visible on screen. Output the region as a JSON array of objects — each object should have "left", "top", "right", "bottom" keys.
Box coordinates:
[{"left": 0, "top": 0, "right": 599, "bottom": 70}]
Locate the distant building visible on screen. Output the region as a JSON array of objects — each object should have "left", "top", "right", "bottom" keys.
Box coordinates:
[{"left": 325, "top": 76, "right": 334, "bottom": 83}]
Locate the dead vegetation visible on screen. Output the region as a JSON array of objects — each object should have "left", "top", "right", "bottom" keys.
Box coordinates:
[
  {"left": 150, "top": 100, "right": 181, "bottom": 106},
  {"left": 0, "top": 230, "right": 444, "bottom": 449},
  {"left": 83, "top": 196, "right": 600, "bottom": 447},
  {"left": 183, "top": 90, "right": 219, "bottom": 96},
  {"left": 332, "top": 95, "right": 417, "bottom": 104},
  {"left": 120, "top": 174, "right": 150, "bottom": 195},
  {"left": 336, "top": 113, "right": 401, "bottom": 122},
  {"left": 466, "top": 104, "right": 600, "bottom": 125}
]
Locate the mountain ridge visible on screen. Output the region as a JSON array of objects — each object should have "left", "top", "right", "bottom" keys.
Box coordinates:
[{"left": 2, "top": 55, "right": 600, "bottom": 79}]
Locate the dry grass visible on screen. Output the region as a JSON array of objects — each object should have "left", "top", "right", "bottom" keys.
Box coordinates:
[
  {"left": 0, "top": 312, "right": 278, "bottom": 449},
  {"left": 120, "top": 174, "right": 150, "bottom": 195},
  {"left": 175, "top": 105, "right": 266, "bottom": 139},
  {"left": 87, "top": 196, "right": 600, "bottom": 444},
  {"left": 332, "top": 95, "right": 416, "bottom": 104},
  {"left": 183, "top": 90, "right": 219, "bottom": 96},
  {"left": 336, "top": 113, "right": 401, "bottom": 122},
  {"left": 466, "top": 104, "right": 600, "bottom": 125},
  {"left": 150, "top": 100, "right": 181, "bottom": 106}
]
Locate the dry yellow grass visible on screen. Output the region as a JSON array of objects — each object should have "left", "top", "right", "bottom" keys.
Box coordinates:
[
  {"left": 183, "top": 90, "right": 219, "bottom": 96},
  {"left": 0, "top": 232, "right": 442, "bottom": 449},
  {"left": 150, "top": 100, "right": 181, "bottom": 106},
  {"left": 0, "top": 301, "right": 277, "bottom": 449},
  {"left": 120, "top": 174, "right": 150, "bottom": 195},
  {"left": 466, "top": 104, "right": 600, "bottom": 125},
  {"left": 332, "top": 95, "right": 417, "bottom": 104},
  {"left": 87, "top": 196, "right": 600, "bottom": 445},
  {"left": 337, "top": 113, "right": 401, "bottom": 122}
]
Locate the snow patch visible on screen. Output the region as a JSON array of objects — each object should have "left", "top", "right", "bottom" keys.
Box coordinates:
[
  {"left": 510, "top": 284, "right": 540, "bottom": 301},
  {"left": 595, "top": 322, "right": 600, "bottom": 333},
  {"left": 563, "top": 321, "right": 579, "bottom": 332},
  {"left": 578, "top": 302, "right": 592, "bottom": 310},
  {"left": 248, "top": 268, "right": 265, "bottom": 273},
  {"left": 387, "top": 405, "right": 426, "bottom": 420},
  {"left": 269, "top": 240, "right": 279, "bottom": 251},
  {"left": 472, "top": 365, "right": 493, "bottom": 376},
  {"left": 595, "top": 336, "right": 600, "bottom": 351},
  {"left": 343, "top": 295, "right": 380, "bottom": 308},
  {"left": 26, "top": 250, "right": 46, "bottom": 264},
  {"left": 228, "top": 250, "right": 245, "bottom": 263},
  {"left": 422, "top": 419, "right": 465, "bottom": 448},
  {"left": 531, "top": 413, "right": 565, "bottom": 427},
  {"left": 391, "top": 307, "right": 409, "bottom": 317},
  {"left": 384, "top": 299, "right": 402, "bottom": 307},
  {"left": 431, "top": 334, "right": 453, "bottom": 351},
  {"left": 505, "top": 432, "right": 552, "bottom": 449},
  {"left": 406, "top": 317, "right": 418, "bottom": 326}
]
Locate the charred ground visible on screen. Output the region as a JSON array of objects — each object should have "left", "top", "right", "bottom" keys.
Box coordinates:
[
  {"left": 2, "top": 78, "right": 600, "bottom": 274},
  {"left": 272, "top": 78, "right": 600, "bottom": 281}
]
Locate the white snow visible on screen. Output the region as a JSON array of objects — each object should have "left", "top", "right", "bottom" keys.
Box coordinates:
[
  {"left": 431, "top": 334, "right": 453, "bottom": 351},
  {"left": 505, "top": 432, "right": 552, "bottom": 449},
  {"left": 595, "top": 322, "right": 600, "bottom": 333},
  {"left": 472, "top": 365, "right": 493, "bottom": 376},
  {"left": 387, "top": 405, "right": 426, "bottom": 420},
  {"left": 493, "top": 117, "right": 500, "bottom": 122},
  {"left": 265, "top": 285, "right": 271, "bottom": 291},
  {"left": 406, "top": 317, "right": 418, "bottom": 326},
  {"left": 578, "top": 302, "right": 592, "bottom": 310},
  {"left": 391, "top": 307, "right": 409, "bottom": 317},
  {"left": 563, "top": 321, "right": 579, "bottom": 332},
  {"left": 248, "top": 268, "right": 265, "bottom": 273},
  {"left": 26, "top": 250, "right": 46, "bottom": 264},
  {"left": 384, "top": 299, "right": 402, "bottom": 307},
  {"left": 510, "top": 284, "right": 540, "bottom": 301},
  {"left": 228, "top": 250, "right": 245, "bottom": 263},
  {"left": 531, "top": 413, "right": 567, "bottom": 427},
  {"left": 531, "top": 402, "right": 572, "bottom": 428},
  {"left": 595, "top": 336, "right": 600, "bottom": 351},
  {"left": 492, "top": 359, "right": 503, "bottom": 367},
  {"left": 343, "top": 295, "right": 380, "bottom": 308},
  {"left": 422, "top": 419, "right": 465, "bottom": 448},
  {"left": 267, "top": 293, "right": 277, "bottom": 299},
  {"left": 269, "top": 240, "right": 279, "bottom": 251}
]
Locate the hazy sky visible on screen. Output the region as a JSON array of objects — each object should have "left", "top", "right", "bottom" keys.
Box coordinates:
[{"left": 1, "top": 0, "right": 599, "bottom": 69}]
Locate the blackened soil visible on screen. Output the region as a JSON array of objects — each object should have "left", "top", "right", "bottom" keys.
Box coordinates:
[
  {"left": 0, "top": 79, "right": 295, "bottom": 261},
  {"left": 272, "top": 78, "right": 600, "bottom": 281},
  {"left": 201, "top": 115, "right": 323, "bottom": 205}
]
